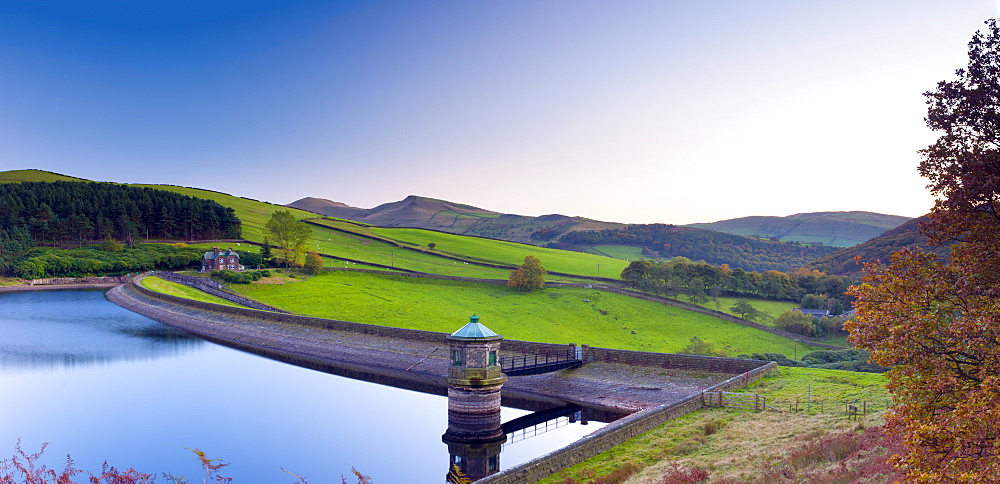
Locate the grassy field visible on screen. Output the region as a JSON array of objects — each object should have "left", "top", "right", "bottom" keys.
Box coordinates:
[
  {"left": 677, "top": 295, "right": 799, "bottom": 323},
  {"left": 587, "top": 245, "right": 646, "bottom": 261},
  {"left": 366, "top": 226, "right": 630, "bottom": 278},
  {"left": 0, "top": 169, "right": 88, "bottom": 183},
  {"left": 228, "top": 270, "right": 824, "bottom": 355},
  {"left": 140, "top": 276, "right": 245, "bottom": 308},
  {"left": 308, "top": 217, "right": 624, "bottom": 278},
  {"left": 133, "top": 184, "right": 315, "bottom": 244},
  {"left": 541, "top": 366, "right": 890, "bottom": 483}
]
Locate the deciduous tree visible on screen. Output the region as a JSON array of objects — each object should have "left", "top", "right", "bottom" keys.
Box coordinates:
[
  {"left": 303, "top": 250, "right": 324, "bottom": 275},
  {"left": 729, "top": 299, "right": 766, "bottom": 322},
  {"left": 774, "top": 310, "right": 817, "bottom": 337},
  {"left": 847, "top": 19, "right": 1000, "bottom": 480},
  {"left": 264, "top": 211, "right": 312, "bottom": 267},
  {"left": 508, "top": 255, "right": 546, "bottom": 291}
]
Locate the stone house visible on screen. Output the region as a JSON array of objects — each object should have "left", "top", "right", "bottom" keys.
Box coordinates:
[{"left": 202, "top": 247, "right": 244, "bottom": 272}]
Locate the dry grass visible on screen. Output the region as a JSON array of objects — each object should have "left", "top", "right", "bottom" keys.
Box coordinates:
[
  {"left": 252, "top": 275, "right": 302, "bottom": 284},
  {"left": 541, "top": 368, "right": 895, "bottom": 484},
  {"left": 626, "top": 411, "right": 870, "bottom": 483}
]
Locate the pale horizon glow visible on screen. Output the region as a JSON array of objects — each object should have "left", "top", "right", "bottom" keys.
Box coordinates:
[{"left": 2, "top": 1, "right": 997, "bottom": 224}]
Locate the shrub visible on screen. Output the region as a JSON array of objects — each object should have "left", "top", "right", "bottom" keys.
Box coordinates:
[
  {"left": 680, "top": 336, "right": 727, "bottom": 357},
  {"left": 775, "top": 310, "right": 818, "bottom": 337},
  {"left": 214, "top": 269, "right": 265, "bottom": 284},
  {"left": 99, "top": 238, "right": 125, "bottom": 253},
  {"left": 303, "top": 251, "right": 323, "bottom": 275}
]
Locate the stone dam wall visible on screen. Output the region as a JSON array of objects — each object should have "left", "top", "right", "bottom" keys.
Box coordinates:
[{"left": 124, "top": 276, "right": 777, "bottom": 482}]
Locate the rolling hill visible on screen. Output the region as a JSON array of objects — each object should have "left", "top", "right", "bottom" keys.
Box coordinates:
[
  {"left": 288, "top": 195, "right": 625, "bottom": 243},
  {"left": 3, "top": 169, "right": 907, "bottom": 273},
  {"left": 686, "top": 211, "right": 911, "bottom": 247},
  {"left": 291, "top": 196, "right": 876, "bottom": 271},
  {"left": 803, "top": 215, "right": 952, "bottom": 276}
]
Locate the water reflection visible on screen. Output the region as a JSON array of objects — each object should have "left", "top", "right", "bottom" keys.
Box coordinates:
[
  {"left": 446, "top": 404, "right": 595, "bottom": 481},
  {"left": 0, "top": 290, "right": 202, "bottom": 371},
  {"left": 0, "top": 290, "right": 608, "bottom": 481}
]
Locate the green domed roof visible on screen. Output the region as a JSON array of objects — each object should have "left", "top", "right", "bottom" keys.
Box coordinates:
[{"left": 449, "top": 314, "right": 501, "bottom": 340}]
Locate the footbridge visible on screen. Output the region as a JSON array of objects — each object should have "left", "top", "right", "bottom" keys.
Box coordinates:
[{"left": 500, "top": 347, "right": 584, "bottom": 377}]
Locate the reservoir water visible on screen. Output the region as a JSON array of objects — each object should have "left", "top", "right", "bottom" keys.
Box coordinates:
[{"left": 0, "top": 290, "right": 605, "bottom": 482}]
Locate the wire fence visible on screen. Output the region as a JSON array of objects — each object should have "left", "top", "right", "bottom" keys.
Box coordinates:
[{"left": 703, "top": 390, "right": 893, "bottom": 419}]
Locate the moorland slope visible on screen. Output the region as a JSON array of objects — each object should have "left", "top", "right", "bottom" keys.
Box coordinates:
[{"left": 686, "top": 211, "right": 910, "bottom": 247}]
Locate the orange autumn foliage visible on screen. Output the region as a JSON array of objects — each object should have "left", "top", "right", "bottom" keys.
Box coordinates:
[{"left": 847, "top": 18, "right": 1000, "bottom": 481}]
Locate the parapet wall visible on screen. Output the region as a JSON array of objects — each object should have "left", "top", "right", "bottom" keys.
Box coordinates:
[{"left": 29, "top": 276, "right": 128, "bottom": 285}]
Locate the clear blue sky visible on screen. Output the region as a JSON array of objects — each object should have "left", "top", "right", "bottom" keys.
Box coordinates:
[{"left": 1, "top": 1, "right": 996, "bottom": 224}]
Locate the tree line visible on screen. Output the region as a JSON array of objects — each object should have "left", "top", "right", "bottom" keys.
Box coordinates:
[
  {"left": 0, "top": 181, "right": 242, "bottom": 246},
  {"left": 10, "top": 243, "right": 204, "bottom": 279},
  {"left": 554, "top": 224, "right": 840, "bottom": 272},
  {"left": 620, "top": 257, "right": 853, "bottom": 306}
]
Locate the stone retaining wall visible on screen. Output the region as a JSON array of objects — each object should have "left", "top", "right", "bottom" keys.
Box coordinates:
[
  {"left": 478, "top": 361, "right": 777, "bottom": 484},
  {"left": 29, "top": 276, "right": 128, "bottom": 285}
]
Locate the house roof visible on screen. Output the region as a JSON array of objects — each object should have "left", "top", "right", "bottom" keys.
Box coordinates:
[
  {"left": 795, "top": 308, "right": 830, "bottom": 317},
  {"left": 203, "top": 250, "right": 239, "bottom": 260},
  {"left": 449, "top": 314, "right": 502, "bottom": 340}
]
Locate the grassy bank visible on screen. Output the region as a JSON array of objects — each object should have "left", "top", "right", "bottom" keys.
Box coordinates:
[
  {"left": 140, "top": 276, "right": 245, "bottom": 308},
  {"left": 228, "top": 270, "right": 824, "bottom": 355},
  {"left": 541, "top": 366, "right": 892, "bottom": 483}
]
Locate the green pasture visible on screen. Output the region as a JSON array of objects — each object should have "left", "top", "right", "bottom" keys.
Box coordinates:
[
  {"left": 306, "top": 219, "right": 618, "bottom": 280},
  {"left": 782, "top": 234, "right": 852, "bottom": 247},
  {"left": 746, "top": 366, "right": 888, "bottom": 404},
  {"left": 133, "top": 184, "right": 315, "bottom": 244},
  {"left": 364, "top": 227, "right": 628, "bottom": 278},
  {"left": 587, "top": 245, "right": 646, "bottom": 261},
  {"left": 140, "top": 276, "right": 245, "bottom": 308},
  {"left": 0, "top": 169, "right": 87, "bottom": 183},
  {"left": 228, "top": 271, "right": 823, "bottom": 355},
  {"left": 678, "top": 295, "right": 798, "bottom": 323},
  {"left": 124, "top": 192, "right": 519, "bottom": 278}
]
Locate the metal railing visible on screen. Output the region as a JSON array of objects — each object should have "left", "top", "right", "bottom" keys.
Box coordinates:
[{"left": 500, "top": 350, "right": 581, "bottom": 376}]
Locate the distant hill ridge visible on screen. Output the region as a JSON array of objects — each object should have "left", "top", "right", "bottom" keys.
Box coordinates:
[
  {"left": 287, "top": 195, "right": 626, "bottom": 244},
  {"left": 288, "top": 195, "right": 913, "bottom": 272},
  {"left": 289, "top": 196, "right": 910, "bottom": 249},
  {"left": 0, "top": 170, "right": 913, "bottom": 272},
  {"left": 686, "top": 211, "right": 910, "bottom": 247}
]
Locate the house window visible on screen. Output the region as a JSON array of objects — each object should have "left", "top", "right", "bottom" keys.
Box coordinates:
[
  {"left": 452, "top": 350, "right": 463, "bottom": 366},
  {"left": 489, "top": 350, "right": 497, "bottom": 366}
]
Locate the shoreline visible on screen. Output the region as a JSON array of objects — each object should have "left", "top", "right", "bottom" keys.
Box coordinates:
[
  {"left": 107, "top": 277, "right": 749, "bottom": 415},
  {"left": 0, "top": 283, "right": 121, "bottom": 292}
]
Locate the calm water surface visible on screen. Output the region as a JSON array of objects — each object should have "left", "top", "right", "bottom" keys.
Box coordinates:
[{"left": 0, "top": 290, "right": 603, "bottom": 482}]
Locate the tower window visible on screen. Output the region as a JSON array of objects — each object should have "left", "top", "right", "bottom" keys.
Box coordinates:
[{"left": 452, "top": 350, "right": 463, "bottom": 366}]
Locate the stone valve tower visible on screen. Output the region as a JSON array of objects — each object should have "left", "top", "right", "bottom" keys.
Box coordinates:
[{"left": 442, "top": 314, "right": 508, "bottom": 481}]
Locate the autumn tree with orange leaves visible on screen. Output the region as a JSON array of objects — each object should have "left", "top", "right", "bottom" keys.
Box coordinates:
[{"left": 846, "top": 19, "right": 1000, "bottom": 481}]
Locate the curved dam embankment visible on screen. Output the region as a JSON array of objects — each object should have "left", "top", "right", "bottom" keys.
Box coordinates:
[{"left": 107, "top": 275, "right": 776, "bottom": 483}]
